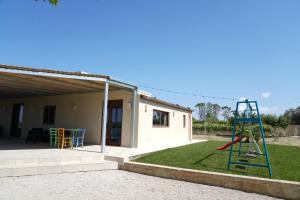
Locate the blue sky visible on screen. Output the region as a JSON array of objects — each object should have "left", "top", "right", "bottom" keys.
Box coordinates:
[{"left": 0, "top": 0, "right": 299, "bottom": 115}]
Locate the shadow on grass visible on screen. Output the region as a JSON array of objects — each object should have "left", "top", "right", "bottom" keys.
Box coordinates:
[
  {"left": 191, "top": 152, "right": 269, "bottom": 177},
  {"left": 238, "top": 159, "right": 249, "bottom": 162},
  {"left": 235, "top": 165, "right": 246, "bottom": 170},
  {"left": 193, "top": 153, "right": 215, "bottom": 165},
  {"left": 198, "top": 164, "right": 267, "bottom": 177},
  {"left": 221, "top": 149, "right": 250, "bottom": 154}
]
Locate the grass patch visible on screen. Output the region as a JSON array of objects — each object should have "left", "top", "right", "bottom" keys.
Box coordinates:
[{"left": 134, "top": 141, "right": 300, "bottom": 182}]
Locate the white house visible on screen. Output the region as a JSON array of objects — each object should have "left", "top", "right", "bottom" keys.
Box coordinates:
[{"left": 0, "top": 64, "right": 193, "bottom": 151}]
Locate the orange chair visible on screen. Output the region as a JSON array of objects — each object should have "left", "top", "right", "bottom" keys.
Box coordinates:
[{"left": 57, "top": 128, "right": 72, "bottom": 149}]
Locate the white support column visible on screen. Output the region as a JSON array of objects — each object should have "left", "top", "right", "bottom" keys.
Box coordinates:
[
  {"left": 131, "top": 89, "right": 138, "bottom": 148},
  {"left": 101, "top": 81, "right": 109, "bottom": 153}
]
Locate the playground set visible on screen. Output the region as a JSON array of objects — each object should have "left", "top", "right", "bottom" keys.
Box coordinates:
[{"left": 217, "top": 100, "right": 272, "bottom": 177}]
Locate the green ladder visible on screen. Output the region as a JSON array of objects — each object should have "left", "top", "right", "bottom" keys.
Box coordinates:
[{"left": 227, "top": 100, "right": 272, "bottom": 177}]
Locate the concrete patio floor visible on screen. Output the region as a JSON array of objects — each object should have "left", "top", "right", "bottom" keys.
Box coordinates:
[
  {"left": 0, "top": 137, "right": 104, "bottom": 163},
  {"left": 79, "top": 139, "right": 205, "bottom": 163},
  {"left": 0, "top": 137, "right": 205, "bottom": 177},
  {"left": 0, "top": 137, "right": 205, "bottom": 161},
  {"left": 0, "top": 137, "right": 112, "bottom": 177}
]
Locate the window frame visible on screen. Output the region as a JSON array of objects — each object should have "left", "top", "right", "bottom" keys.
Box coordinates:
[
  {"left": 43, "top": 105, "right": 56, "bottom": 125},
  {"left": 152, "top": 109, "right": 169, "bottom": 127}
]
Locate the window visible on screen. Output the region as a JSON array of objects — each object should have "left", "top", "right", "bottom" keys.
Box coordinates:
[
  {"left": 43, "top": 105, "right": 56, "bottom": 125},
  {"left": 153, "top": 110, "right": 169, "bottom": 127},
  {"left": 183, "top": 115, "right": 186, "bottom": 128}
]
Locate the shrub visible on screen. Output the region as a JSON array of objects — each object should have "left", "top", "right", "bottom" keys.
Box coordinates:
[
  {"left": 278, "top": 116, "right": 289, "bottom": 128},
  {"left": 193, "top": 123, "right": 230, "bottom": 132},
  {"left": 193, "top": 123, "right": 273, "bottom": 136},
  {"left": 261, "top": 114, "right": 278, "bottom": 127}
]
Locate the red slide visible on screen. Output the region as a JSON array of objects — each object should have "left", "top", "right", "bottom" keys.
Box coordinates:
[{"left": 217, "top": 136, "right": 243, "bottom": 150}]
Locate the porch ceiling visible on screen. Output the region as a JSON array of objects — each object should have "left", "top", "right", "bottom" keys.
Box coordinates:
[{"left": 0, "top": 64, "right": 130, "bottom": 99}]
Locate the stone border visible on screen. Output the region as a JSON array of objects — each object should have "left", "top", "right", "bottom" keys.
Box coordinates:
[{"left": 120, "top": 161, "right": 300, "bottom": 200}]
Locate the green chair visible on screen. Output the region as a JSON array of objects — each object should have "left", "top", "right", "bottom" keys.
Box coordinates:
[{"left": 49, "top": 128, "right": 58, "bottom": 148}]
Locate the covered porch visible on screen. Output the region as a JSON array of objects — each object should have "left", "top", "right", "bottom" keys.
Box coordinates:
[
  {"left": 0, "top": 64, "right": 138, "bottom": 152},
  {"left": 0, "top": 64, "right": 199, "bottom": 178}
]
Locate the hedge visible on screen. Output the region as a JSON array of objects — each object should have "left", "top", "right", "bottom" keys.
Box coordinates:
[{"left": 193, "top": 123, "right": 273, "bottom": 134}]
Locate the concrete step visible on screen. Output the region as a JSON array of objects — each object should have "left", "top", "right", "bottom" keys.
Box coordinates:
[
  {"left": 104, "top": 155, "right": 127, "bottom": 165},
  {"left": 0, "top": 161, "right": 119, "bottom": 177},
  {"left": 0, "top": 154, "right": 105, "bottom": 168}
]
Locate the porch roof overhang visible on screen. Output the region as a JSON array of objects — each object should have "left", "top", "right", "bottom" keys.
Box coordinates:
[{"left": 0, "top": 64, "right": 137, "bottom": 99}]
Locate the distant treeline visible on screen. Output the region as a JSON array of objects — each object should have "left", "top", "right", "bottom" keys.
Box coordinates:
[{"left": 193, "top": 102, "right": 300, "bottom": 135}]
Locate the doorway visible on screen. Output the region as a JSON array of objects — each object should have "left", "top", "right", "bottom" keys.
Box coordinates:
[
  {"left": 106, "top": 100, "right": 123, "bottom": 146},
  {"left": 10, "top": 103, "right": 24, "bottom": 137}
]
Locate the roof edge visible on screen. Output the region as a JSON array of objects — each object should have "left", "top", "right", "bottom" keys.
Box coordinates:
[
  {"left": 140, "top": 95, "right": 192, "bottom": 113},
  {"left": 0, "top": 64, "right": 110, "bottom": 79}
]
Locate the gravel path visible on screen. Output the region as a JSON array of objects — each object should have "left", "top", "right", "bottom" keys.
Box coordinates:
[
  {"left": 194, "top": 135, "right": 300, "bottom": 147},
  {"left": 0, "top": 170, "right": 279, "bottom": 200},
  {"left": 265, "top": 136, "right": 300, "bottom": 147}
]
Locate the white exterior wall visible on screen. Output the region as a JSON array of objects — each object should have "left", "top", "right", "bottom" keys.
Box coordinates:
[
  {"left": 0, "top": 90, "right": 133, "bottom": 146},
  {"left": 137, "top": 98, "right": 192, "bottom": 148},
  {"left": 0, "top": 90, "right": 192, "bottom": 149}
]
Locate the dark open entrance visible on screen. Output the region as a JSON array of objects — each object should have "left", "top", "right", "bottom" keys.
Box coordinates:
[
  {"left": 106, "top": 100, "right": 123, "bottom": 146},
  {"left": 10, "top": 103, "right": 24, "bottom": 137}
]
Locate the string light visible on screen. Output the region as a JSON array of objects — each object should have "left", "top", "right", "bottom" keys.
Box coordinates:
[{"left": 140, "top": 85, "right": 237, "bottom": 101}]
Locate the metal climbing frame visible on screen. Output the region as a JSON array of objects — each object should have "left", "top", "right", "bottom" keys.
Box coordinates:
[{"left": 227, "top": 100, "right": 272, "bottom": 177}]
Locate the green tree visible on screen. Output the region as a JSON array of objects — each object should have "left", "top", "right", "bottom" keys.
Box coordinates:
[
  {"left": 48, "top": 0, "right": 58, "bottom": 5},
  {"left": 260, "top": 114, "right": 289, "bottom": 129},
  {"left": 278, "top": 116, "right": 289, "bottom": 128},
  {"left": 261, "top": 114, "right": 278, "bottom": 127},
  {"left": 195, "top": 102, "right": 206, "bottom": 121},
  {"left": 35, "top": 0, "right": 59, "bottom": 6},
  {"left": 284, "top": 106, "right": 300, "bottom": 125},
  {"left": 221, "top": 106, "right": 232, "bottom": 121},
  {"left": 195, "top": 102, "right": 221, "bottom": 122},
  {"left": 206, "top": 102, "right": 220, "bottom": 122}
]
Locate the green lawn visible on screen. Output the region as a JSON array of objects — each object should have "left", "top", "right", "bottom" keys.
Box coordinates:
[{"left": 134, "top": 141, "right": 300, "bottom": 182}]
